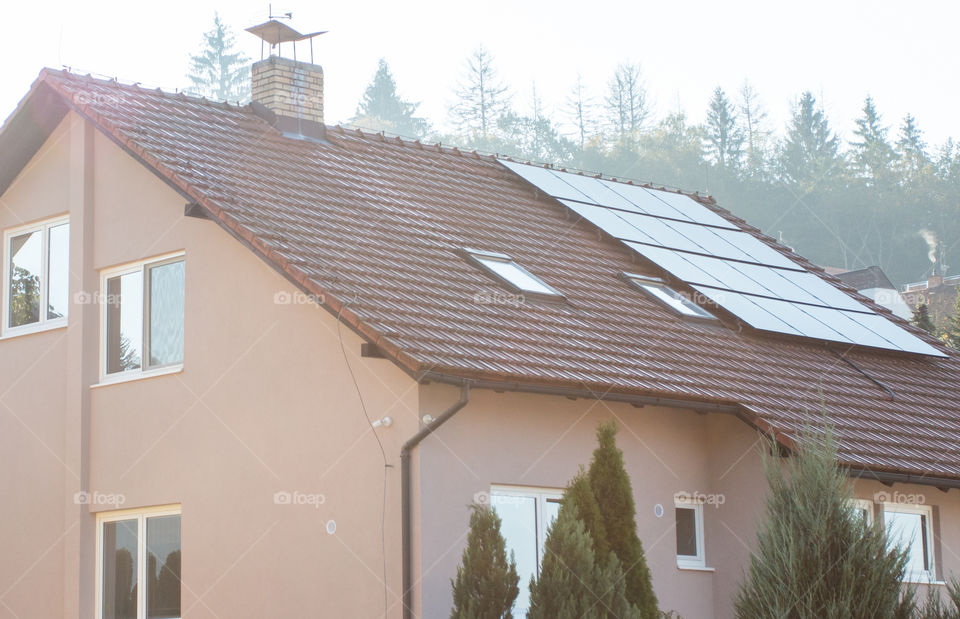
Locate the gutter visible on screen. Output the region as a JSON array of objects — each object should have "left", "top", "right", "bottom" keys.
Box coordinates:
[
  {"left": 401, "top": 382, "right": 471, "bottom": 619},
  {"left": 849, "top": 467, "right": 960, "bottom": 491},
  {"left": 419, "top": 371, "right": 741, "bottom": 414}
]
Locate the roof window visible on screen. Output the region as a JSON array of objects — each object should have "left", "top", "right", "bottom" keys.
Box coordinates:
[{"left": 624, "top": 273, "right": 715, "bottom": 319}]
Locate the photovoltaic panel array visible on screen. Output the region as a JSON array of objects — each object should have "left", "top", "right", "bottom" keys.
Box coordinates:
[{"left": 501, "top": 160, "right": 946, "bottom": 357}]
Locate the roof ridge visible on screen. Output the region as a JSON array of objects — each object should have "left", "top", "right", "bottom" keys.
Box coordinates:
[{"left": 39, "top": 67, "right": 252, "bottom": 112}]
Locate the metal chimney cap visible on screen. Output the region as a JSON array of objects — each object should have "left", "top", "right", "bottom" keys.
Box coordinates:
[{"left": 245, "top": 20, "right": 326, "bottom": 45}]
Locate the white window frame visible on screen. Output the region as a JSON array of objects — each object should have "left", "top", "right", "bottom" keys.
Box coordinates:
[
  {"left": 2, "top": 215, "right": 70, "bottom": 337},
  {"left": 851, "top": 498, "right": 875, "bottom": 525},
  {"left": 99, "top": 251, "right": 185, "bottom": 384},
  {"left": 95, "top": 504, "right": 181, "bottom": 619},
  {"left": 463, "top": 248, "right": 564, "bottom": 300},
  {"left": 882, "top": 502, "right": 936, "bottom": 583},
  {"left": 674, "top": 497, "right": 706, "bottom": 569},
  {"left": 490, "top": 485, "right": 563, "bottom": 576},
  {"left": 623, "top": 272, "right": 715, "bottom": 320}
]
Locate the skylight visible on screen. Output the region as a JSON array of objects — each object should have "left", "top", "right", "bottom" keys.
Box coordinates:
[
  {"left": 465, "top": 249, "right": 560, "bottom": 297},
  {"left": 624, "top": 273, "right": 715, "bottom": 319}
]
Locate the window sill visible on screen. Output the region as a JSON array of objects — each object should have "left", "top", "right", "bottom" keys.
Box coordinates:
[
  {"left": 91, "top": 364, "right": 183, "bottom": 389},
  {"left": 0, "top": 321, "right": 67, "bottom": 341},
  {"left": 677, "top": 563, "right": 715, "bottom": 573},
  {"left": 902, "top": 578, "right": 945, "bottom": 586}
]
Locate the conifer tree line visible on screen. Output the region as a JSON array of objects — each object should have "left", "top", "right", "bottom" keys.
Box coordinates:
[
  {"left": 347, "top": 49, "right": 960, "bottom": 290},
  {"left": 185, "top": 18, "right": 960, "bottom": 300}
]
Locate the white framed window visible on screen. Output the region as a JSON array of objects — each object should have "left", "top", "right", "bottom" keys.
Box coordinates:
[
  {"left": 675, "top": 496, "right": 706, "bottom": 569},
  {"left": 623, "top": 273, "right": 715, "bottom": 320},
  {"left": 851, "top": 498, "right": 875, "bottom": 525},
  {"left": 100, "top": 252, "right": 185, "bottom": 381},
  {"left": 883, "top": 503, "right": 935, "bottom": 582},
  {"left": 96, "top": 505, "right": 181, "bottom": 619},
  {"left": 2, "top": 215, "right": 70, "bottom": 335},
  {"left": 490, "top": 485, "right": 562, "bottom": 615},
  {"left": 464, "top": 248, "right": 563, "bottom": 299}
]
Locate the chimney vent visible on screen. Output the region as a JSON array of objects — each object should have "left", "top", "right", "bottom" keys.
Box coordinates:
[{"left": 246, "top": 19, "right": 327, "bottom": 140}]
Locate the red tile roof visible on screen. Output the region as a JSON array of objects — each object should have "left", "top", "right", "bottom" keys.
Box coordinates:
[{"left": 13, "top": 69, "right": 960, "bottom": 482}]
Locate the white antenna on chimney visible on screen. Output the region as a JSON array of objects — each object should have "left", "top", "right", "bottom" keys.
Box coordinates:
[{"left": 247, "top": 6, "right": 326, "bottom": 62}]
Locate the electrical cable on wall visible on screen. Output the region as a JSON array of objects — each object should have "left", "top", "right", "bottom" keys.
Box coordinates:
[{"left": 336, "top": 294, "right": 389, "bottom": 617}]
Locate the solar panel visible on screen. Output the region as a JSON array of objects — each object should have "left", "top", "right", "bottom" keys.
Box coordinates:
[{"left": 503, "top": 160, "right": 947, "bottom": 357}]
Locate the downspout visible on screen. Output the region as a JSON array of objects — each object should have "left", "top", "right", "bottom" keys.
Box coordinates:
[{"left": 401, "top": 382, "right": 471, "bottom": 619}]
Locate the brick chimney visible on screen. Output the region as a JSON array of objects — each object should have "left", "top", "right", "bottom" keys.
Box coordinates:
[{"left": 246, "top": 19, "right": 327, "bottom": 140}]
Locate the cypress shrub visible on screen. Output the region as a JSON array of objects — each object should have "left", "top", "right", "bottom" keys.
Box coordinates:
[
  {"left": 450, "top": 504, "right": 520, "bottom": 619},
  {"left": 588, "top": 421, "right": 659, "bottom": 618},
  {"left": 734, "top": 427, "right": 913, "bottom": 618},
  {"left": 528, "top": 498, "right": 638, "bottom": 618}
]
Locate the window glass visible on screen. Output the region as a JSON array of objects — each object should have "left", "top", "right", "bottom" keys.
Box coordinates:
[
  {"left": 633, "top": 278, "right": 714, "bottom": 319},
  {"left": 8, "top": 230, "right": 42, "bottom": 327},
  {"left": 47, "top": 223, "right": 70, "bottom": 320},
  {"left": 491, "top": 494, "right": 537, "bottom": 612},
  {"left": 540, "top": 498, "right": 561, "bottom": 562},
  {"left": 886, "top": 509, "right": 930, "bottom": 579},
  {"left": 148, "top": 261, "right": 185, "bottom": 367},
  {"left": 106, "top": 271, "right": 143, "bottom": 374},
  {"left": 474, "top": 255, "right": 557, "bottom": 296},
  {"left": 102, "top": 519, "right": 138, "bottom": 619},
  {"left": 146, "top": 515, "right": 181, "bottom": 619},
  {"left": 676, "top": 506, "right": 698, "bottom": 557}
]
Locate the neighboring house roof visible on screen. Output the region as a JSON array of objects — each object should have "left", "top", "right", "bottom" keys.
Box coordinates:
[
  {"left": 4, "top": 69, "right": 960, "bottom": 483},
  {"left": 832, "top": 266, "right": 913, "bottom": 321},
  {"left": 834, "top": 266, "right": 897, "bottom": 292}
]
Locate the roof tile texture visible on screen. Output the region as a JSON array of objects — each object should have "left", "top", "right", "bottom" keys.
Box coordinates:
[{"left": 36, "top": 70, "right": 960, "bottom": 480}]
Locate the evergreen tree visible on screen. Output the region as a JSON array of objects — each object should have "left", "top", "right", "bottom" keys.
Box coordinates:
[
  {"left": 911, "top": 302, "right": 938, "bottom": 337},
  {"left": 945, "top": 291, "right": 960, "bottom": 349},
  {"left": 528, "top": 498, "right": 638, "bottom": 619},
  {"left": 704, "top": 86, "right": 744, "bottom": 177},
  {"left": 739, "top": 81, "right": 770, "bottom": 179},
  {"left": 895, "top": 114, "right": 930, "bottom": 184},
  {"left": 351, "top": 59, "right": 429, "bottom": 139},
  {"left": 604, "top": 63, "right": 649, "bottom": 151},
  {"left": 450, "top": 504, "right": 519, "bottom": 619},
  {"left": 777, "top": 92, "right": 842, "bottom": 189},
  {"left": 451, "top": 47, "right": 512, "bottom": 140},
  {"left": 734, "top": 427, "right": 913, "bottom": 619},
  {"left": 561, "top": 468, "right": 609, "bottom": 561},
  {"left": 850, "top": 96, "right": 895, "bottom": 187},
  {"left": 186, "top": 14, "right": 250, "bottom": 103},
  {"left": 587, "top": 422, "right": 658, "bottom": 618}
]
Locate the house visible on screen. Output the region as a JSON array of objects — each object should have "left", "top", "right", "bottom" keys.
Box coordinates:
[
  {"left": 2, "top": 24, "right": 960, "bottom": 619},
  {"left": 825, "top": 265, "right": 913, "bottom": 321},
  {"left": 903, "top": 273, "right": 960, "bottom": 330}
]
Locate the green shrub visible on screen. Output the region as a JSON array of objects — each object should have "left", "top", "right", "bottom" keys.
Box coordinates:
[
  {"left": 588, "top": 421, "right": 659, "bottom": 618},
  {"left": 528, "top": 499, "right": 638, "bottom": 618},
  {"left": 734, "top": 426, "right": 913, "bottom": 618},
  {"left": 450, "top": 504, "right": 520, "bottom": 619}
]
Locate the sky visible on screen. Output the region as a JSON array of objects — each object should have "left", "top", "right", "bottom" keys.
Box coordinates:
[{"left": 2, "top": 0, "right": 959, "bottom": 149}]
